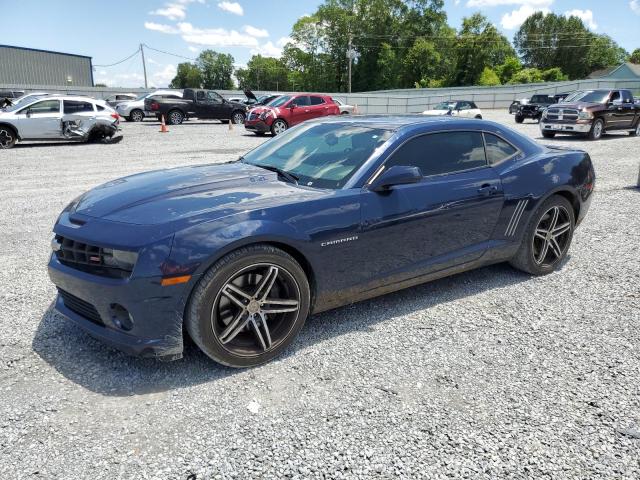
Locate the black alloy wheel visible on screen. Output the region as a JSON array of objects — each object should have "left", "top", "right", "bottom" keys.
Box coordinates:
[
  {"left": 510, "top": 195, "right": 575, "bottom": 275},
  {"left": 0, "top": 127, "right": 16, "bottom": 149},
  {"left": 186, "top": 245, "right": 310, "bottom": 367}
]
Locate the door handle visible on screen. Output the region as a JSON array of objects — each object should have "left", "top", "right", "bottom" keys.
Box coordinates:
[{"left": 478, "top": 184, "right": 498, "bottom": 196}]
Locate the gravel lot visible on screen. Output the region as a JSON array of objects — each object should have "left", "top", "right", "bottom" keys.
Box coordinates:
[{"left": 1, "top": 112, "right": 639, "bottom": 479}]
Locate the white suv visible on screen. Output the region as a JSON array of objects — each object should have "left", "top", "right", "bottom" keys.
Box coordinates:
[
  {"left": 0, "top": 96, "right": 120, "bottom": 149},
  {"left": 115, "top": 90, "right": 183, "bottom": 122}
]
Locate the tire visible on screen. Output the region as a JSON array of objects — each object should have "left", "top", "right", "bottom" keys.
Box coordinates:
[
  {"left": 630, "top": 120, "right": 640, "bottom": 137},
  {"left": 254, "top": 132, "right": 266, "bottom": 136},
  {"left": 129, "top": 109, "right": 144, "bottom": 122},
  {"left": 0, "top": 125, "right": 17, "bottom": 149},
  {"left": 588, "top": 118, "right": 604, "bottom": 140},
  {"left": 542, "top": 131, "right": 556, "bottom": 138},
  {"left": 232, "top": 111, "right": 246, "bottom": 124},
  {"left": 509, "top": 195, "right": 575, "bottom": 276},
  {"left": 475, "top": 115, "right": 482, "bottom": 119},
  {"left": 270, "top": 119, "right": 288, "bottom": 136},
  {"left": 185, "top": 245, "right": 311, "bottom": 368},
  {"left": 515, "top": 115, "right": 524, "bottom": 124},
  {"left": 168, "top": 109, "right": 184, "bottom": 125},
  {"left": 340, "top": 111, "right": 350, "bottom": 115}
]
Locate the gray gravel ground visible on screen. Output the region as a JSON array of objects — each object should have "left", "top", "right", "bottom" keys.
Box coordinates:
[{"left": 0, "top": 112, "right": 639, "bottom": 479}]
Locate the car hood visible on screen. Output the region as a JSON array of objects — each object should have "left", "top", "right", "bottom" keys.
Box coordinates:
[
  {"left": 243, "top": 89, "right": 257, "bottom": 101},
  {"left": 550, "top": 102, "right": 601, "bottom": 110},
  {"left": 72, "top": 163, "right": 323, "bottom": 226}
]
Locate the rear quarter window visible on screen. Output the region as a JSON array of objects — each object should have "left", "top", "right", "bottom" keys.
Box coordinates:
[{"left": 484, "top": 133, "right": 518, "bottom": 165}]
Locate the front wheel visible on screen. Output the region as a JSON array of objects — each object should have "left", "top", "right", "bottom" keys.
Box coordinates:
[
  {"left": 168, "top": 110, "right": 184, "bottom": 125},
  {"left": 630, "top": 121, "right": 640, "bottom": 137},
  {"left": 0, "top": 126, "right": 17, "bottom": 149},
  {"left": 515, "top": 115, "right": 524, "bottom": 124},
  {"left": 475, "top": 115, "right": 482, "bottom": 119},
  {"left": 542, "top": 131, "right": 556, "bottom": 138},
  {"left": 271, "top": 119, "right": 288, "bottom": 135},
  {"left": 509, "top": 195, "right": 575, "bottom": 276},
  {"left": 588, "top": 118, "right": 604, "bottom": 140},
  {"left": 185, "top": 245, "right": 310, "bottom": 368}
]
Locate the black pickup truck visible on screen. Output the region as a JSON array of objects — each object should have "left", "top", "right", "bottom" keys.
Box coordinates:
[
  {"left": 540, "top": 89, "right": 640, "bottom": 140},
  {"left": 146, "top": 89, "right": 247, "bottom": 125},
  {"left": 515, "top": 94, "right": 555, "bottom": 123}
]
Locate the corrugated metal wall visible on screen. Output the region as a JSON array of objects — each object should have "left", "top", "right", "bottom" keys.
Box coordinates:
[{"left": 0, "top": 46, "right": 93, "bottom": 87}]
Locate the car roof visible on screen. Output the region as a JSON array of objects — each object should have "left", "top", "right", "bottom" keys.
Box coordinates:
[{"left": 307, "top": 114, "right": 481, "bottom": 129}]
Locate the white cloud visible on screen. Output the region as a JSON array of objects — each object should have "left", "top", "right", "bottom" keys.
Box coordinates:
[
  {"left": 467, "top": 0, "right": 552, "bottom": 6},
  {"left": 250, "top": 41, "right": 283, "bottom": 58},
  {"left": 631, "top": 0, "right": 640, "bottom": 14},
  {"left": 564, "top": 9, "right": 597, "bottom": 29},
  {"left": 144, "top": 22, "right": 179, "bottom": 34},
  {"left": 152, "top": 64, "right": 177, "bottom": 87},
  {"left": 188, "top": 45, "right": 200, "bottom": 53},
  {"left": 217, "top": 1, "right": 243, "bottom": 15},
  {"left": 150, "top": 4, "right": 187, "bottom": 20},
  {"left": 178, "top": 22, "right": 259, "bottom": 47},
  {"left": 243, "top": 25, "right": 269, "bottom": 38},
  {"left": 501, "top": 4, "right": 550, "bottom": 29},
  {"left": 276, "top": 37, "right": 292, "bottom": 47}
]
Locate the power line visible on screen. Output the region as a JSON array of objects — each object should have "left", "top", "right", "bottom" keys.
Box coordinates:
[{"left": 94, "top": 48, "right": 141, "bottom": 68}]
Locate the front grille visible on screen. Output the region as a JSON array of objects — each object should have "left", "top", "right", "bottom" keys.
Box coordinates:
[
  {"left": 546, "top": 108, "right": 579, "bottom": 122},
  {"left": 54, "top": 235, "right": 131, "bottom": 278},
  {"left": 57, "top": 288, "right": 104, "bottom": 326}
]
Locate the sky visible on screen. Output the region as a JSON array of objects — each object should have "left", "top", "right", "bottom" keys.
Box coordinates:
[{"left": 1, "top": 0, "right": 638, "bottom": 88}]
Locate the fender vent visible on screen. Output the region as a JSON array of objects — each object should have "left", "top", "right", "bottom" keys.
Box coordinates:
[{"left": 505, "top": 199, "right": 529, "bottom": 237}]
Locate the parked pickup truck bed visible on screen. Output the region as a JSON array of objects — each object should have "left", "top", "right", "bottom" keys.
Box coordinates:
[
  {"left": 146, "top": 89, "right": 247, "bottom": 125},
  {"left": 540, "top": 89, "right": 640, "bottom": 140}
]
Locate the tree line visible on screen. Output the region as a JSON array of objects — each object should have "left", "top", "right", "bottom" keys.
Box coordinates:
[{"left": 170, "top": 0, "right": 638, "bottom": 92}]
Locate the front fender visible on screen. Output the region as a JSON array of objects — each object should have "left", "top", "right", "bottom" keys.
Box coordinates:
[{"left": 169, "top": 218, "right": 310, "bottom": 276}]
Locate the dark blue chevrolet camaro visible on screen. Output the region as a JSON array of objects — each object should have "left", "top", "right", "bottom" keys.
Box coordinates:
[{"left": 48, "top": 116, "right": 595, "bottom": 367}]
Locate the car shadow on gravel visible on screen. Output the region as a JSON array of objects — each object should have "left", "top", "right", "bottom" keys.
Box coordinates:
[{"left": 32, "top": 261, "right": 550, "bottom": 397}]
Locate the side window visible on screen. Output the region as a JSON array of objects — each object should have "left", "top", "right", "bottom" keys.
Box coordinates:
[
  {"left": 21, "top": 99, "right": 60, "bottom": 114},
  {"left": 610, "top": 91, "right": 621, "bottom": 103},
  {"left": 621, "top": 91, "right": 633, "bottom": 103},
  {"left": 292, "top": 96, "right": 310, "bottom": 106},
  {"left": 196, "top": 91, "right": 206, "bottom": 101},
  {"left": 386, "top": 132, "right": 486, "bottom": 177},
  {"left": 206, "top": 91, "right": 223, "bottom": 103},
  {"left": 469, "top": 102, "right": 478, "bottom": 109},
  {"left": 458, "top": 102, "right": 470, "bottom": 110},
  {"left": 310, "top": 96, "right": 325, "bottom": 105},
  {"left": 484, "top": 133, "right": 517, "bottom": 166},
  {"left": 96, "top": 104, "right": 105, "bottom": 111},
  {"left": 63, "top": 101, "right": 95, "bottom": 114}
]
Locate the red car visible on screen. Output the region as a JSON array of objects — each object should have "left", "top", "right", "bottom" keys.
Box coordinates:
[{"left": 245, "top": 94, "right": 340, "bottom": 136}]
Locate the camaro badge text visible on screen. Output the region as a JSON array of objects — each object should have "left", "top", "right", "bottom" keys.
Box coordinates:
[{"left": 321, "top": 236, "right": 359, "bottom": 247}]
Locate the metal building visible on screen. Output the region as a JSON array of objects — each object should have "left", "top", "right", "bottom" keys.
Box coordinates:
[{"left": 0, "top": 45, "right": 93, "bottom": 87}]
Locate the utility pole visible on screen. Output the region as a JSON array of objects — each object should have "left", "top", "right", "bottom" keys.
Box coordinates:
[
  {"left": 347, "top": 33, "right": 353, "bottom": 94},
  {"left": 140, "top": 43, "right": 148, "bottom": 89}
]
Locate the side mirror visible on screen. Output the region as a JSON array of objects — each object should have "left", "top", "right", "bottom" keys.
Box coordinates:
[{"left": 369, "top": 165, "right": 423, "bottom": 192}]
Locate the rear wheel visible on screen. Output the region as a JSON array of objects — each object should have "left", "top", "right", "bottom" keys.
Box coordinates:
[
  {"left": 168, "top": 109, "right": 184, "bottom": 125},
  {"left": 475, "top": 114, "right": 482, "bottom": 119},
  {"left": 271, "top": 119, "right": 288, "bottom": 135},
  {"left": 515, "top": 115, "right": 524, "bottom": 124},
  {"left": 510, "top": 195, "right": 575, "bottom": 276},
  {"left": 630, "top": 121, "right": 640, "bottom": 137},
  {"left": 542, "top": 131, "right": 556, "bottom": 138},
  {"left": 129, "top": 109, "right": 144, "bottom": 122},
  {"left": 0, "top": 126, "right": 17, "bottom": 149},
  {"left": 232, "top": 111, "right": 245, "bottom": 124},
  {"left": 588, "top": 118, "right": 604, "bottom": 140},
  {"left": 185, "top": 245, "right": 310, "bottom": 368}
]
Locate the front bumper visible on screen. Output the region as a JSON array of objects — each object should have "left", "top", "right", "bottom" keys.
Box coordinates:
[
  {"left": 540, "top": 121, "right": 592, "bottom": 134},
  {"left": 48, "top": 254, "right": 194, "bottom": 359},
  {"left": 244, "top": 119, "right": 271, "bottom": 133},
  {"left": 518, "top": 109, "right": 542, "bottom": 118}
]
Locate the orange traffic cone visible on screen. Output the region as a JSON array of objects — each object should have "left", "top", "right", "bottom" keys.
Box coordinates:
[{"left": 159, "top": 115, "right": 169, "bottom": 133}]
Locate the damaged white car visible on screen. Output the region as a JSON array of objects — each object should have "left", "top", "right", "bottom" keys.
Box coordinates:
[{"left": 0, "top": 96, "right": 121, "bottom": 149}]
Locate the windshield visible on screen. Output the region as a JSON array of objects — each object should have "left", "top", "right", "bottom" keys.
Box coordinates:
[
  {"left": 434, "top": 102, "right": 456, "bottom": 110},
  {"left": 242, "top": 122, "right": 393, "bottom": 189},
  {"left": 531, "top": 95, "right": 552, "bottom": 103},
  {"left": 267, "top": 95, "right": 291, "bottom": 107},
  {"left": 3, "top": 96, "right": 45, "bottom": 112},
  {"left": 563, "top": 90, "right": 610, "bottom": 103}
]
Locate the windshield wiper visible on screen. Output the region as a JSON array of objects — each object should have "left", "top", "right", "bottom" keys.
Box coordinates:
[{"left": 253, "top": 164, "right": 299, "bottom": 185}]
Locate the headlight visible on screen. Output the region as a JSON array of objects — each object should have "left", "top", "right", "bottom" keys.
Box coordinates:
[
  {"left": 102, "top": 248, "right": 138, "bottom": 271},
  {"left": 578, "top": 111, "right": 593, "bottom": 120}
]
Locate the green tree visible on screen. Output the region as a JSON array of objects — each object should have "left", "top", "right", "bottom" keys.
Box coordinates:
[
  {"left": 169, "top": 62, "right": 202, "bottom": 89},
  {"left": 515, "top": 12, "right": 626, "bottom": 79},
  {"left": 197, "top": 50, "right": 235, "bottom": 89},
  {"left": 496, "top": 56, "right": 522, "bottom": 84},
  {"left": 630, "top": 49, "right": 640, "bottom": 64},
  {"left": 402, "top": 38, "right": 441, "bottom": 87},
  {"left": 508, "top": 68, "right": 543, "bottom": 84},
  {"left": 235, "top": 55, "right": 290, "bottom": 91},
  {"left": 452, "top": 13, "right": 515, "bottom": 86},
  {"left": 540, "top": 67, "right": 567, "bottom": 82},
  {"left": 478, "top": 67, "right": 500, "bottom": 86}
]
